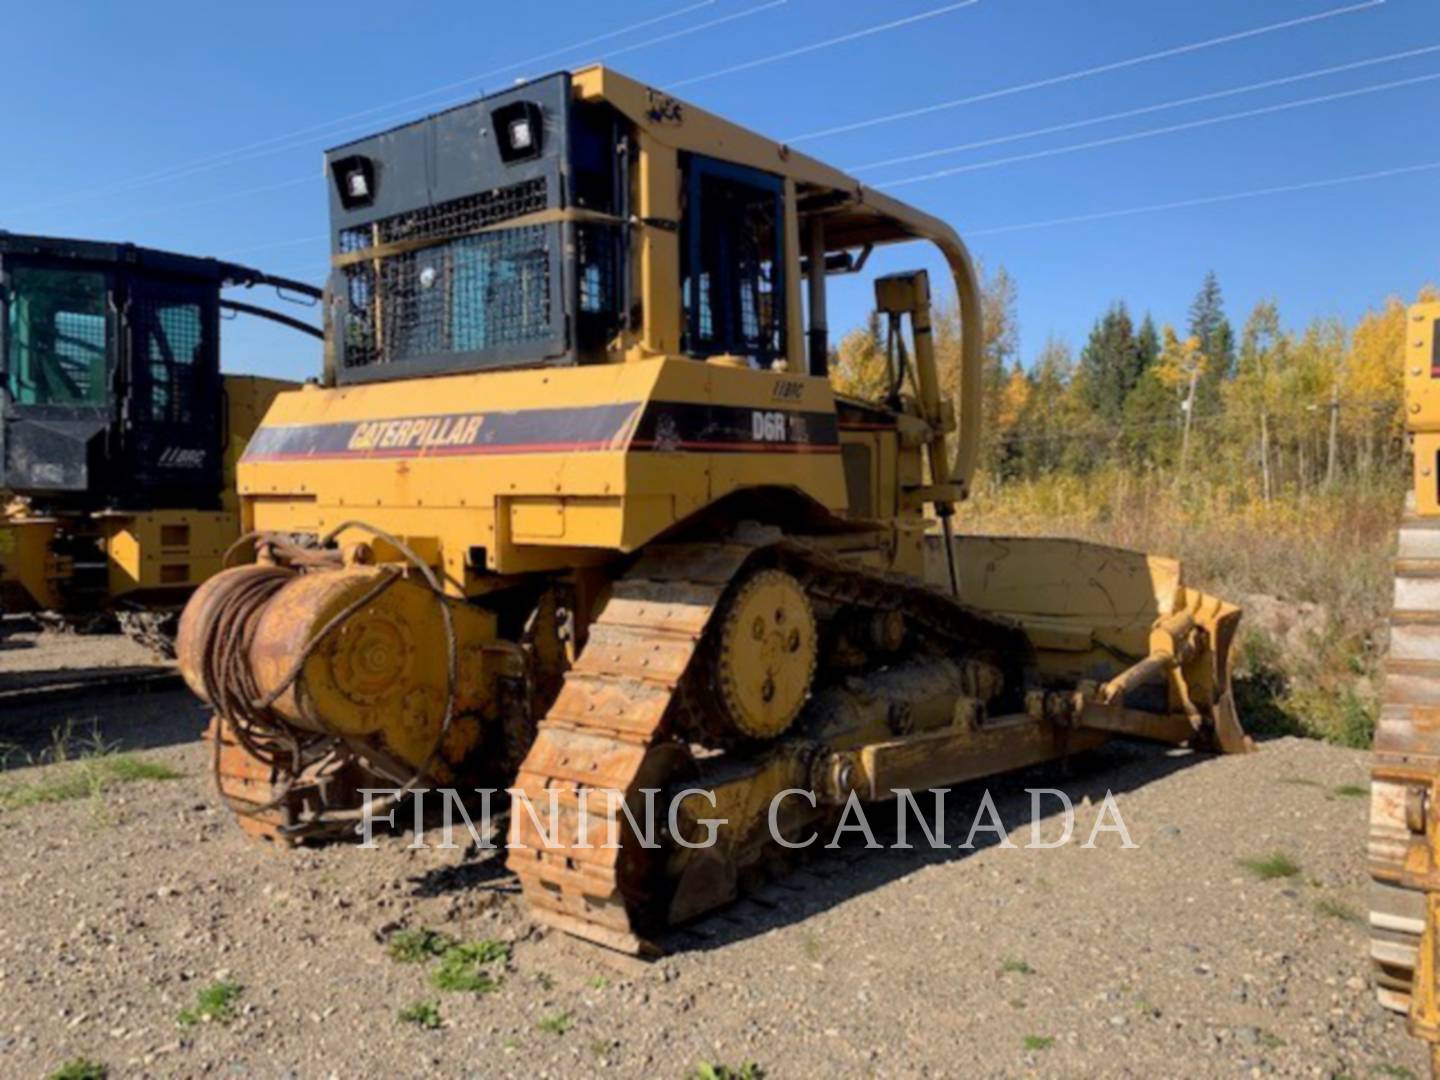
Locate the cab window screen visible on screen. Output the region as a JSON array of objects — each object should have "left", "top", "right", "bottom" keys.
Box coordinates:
[
  {"left": 682, "top": 157, "right": 785, "bottom": 366},
  {"left": 337, "top": 179, "right": 559, "bottom": 373},
  {"left": 5, "top": 267, "right": 109, "bottom": 406},
  {"left": 135, "top": 297, "right": 204, "bottom": 423}
]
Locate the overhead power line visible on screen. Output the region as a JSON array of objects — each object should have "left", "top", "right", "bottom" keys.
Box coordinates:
[
  {"left": 198, "top": 0, "right": 723, "bottom": 169},
  {"left": 786, "top": 0, "right": 1386, "bottom": 142},
  {"left": 199, "top": 76, "right": 1440, "bottom": 276},
  {"left": 8, "top": 0, "right": 776, "bottom": 217},
  {"left": 203, "top": 0, "right": 794, "bottom": 182},
  {"left": 667, "top": 0, "right": 980, "bottom": 88},
  {"left": 224, "top": 233, "right": 329, "bottom": 258},
  {"left": 963, "top": 159, "right": 1440, "bottom": 238},
  {"left": 878, "top": 71, "right": 1440, "bottom": 187},
  {"left": 91, "top": 175, "right": 319, "bottom": 227},
  {"left": 850, "top": 43, "right": 1440, "bottom": 173},
  {"left": 167, "top": 63, "right": 1440, "bottom": 252}
]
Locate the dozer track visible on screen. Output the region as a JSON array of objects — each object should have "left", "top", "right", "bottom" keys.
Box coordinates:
[
  {"left": 1371, "top": 510, "right": 1440, "bottom": 1011},
  {"left": 507, "top": 531, "right": 1029, "bottom": 954}
]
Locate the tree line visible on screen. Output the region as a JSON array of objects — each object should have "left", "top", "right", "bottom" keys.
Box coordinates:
[{"left": 832, "top": 268, "right": 1438, "bottom": 498}]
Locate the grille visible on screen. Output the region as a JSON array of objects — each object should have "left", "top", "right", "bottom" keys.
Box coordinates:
[
  {"left": 338, "top": 177, "right": 547, "bottom": 253},
  {"left": 135, "top": 297, "right": 203, "bottom": 423},
  {"left": 338, "top": 178, "right": 554, "bottom": 370},
  {"left": 52, "top": 311, "right": 108, "bottom": 397}
]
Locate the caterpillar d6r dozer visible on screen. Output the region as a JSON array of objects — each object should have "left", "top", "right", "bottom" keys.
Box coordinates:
[
  {"left": 176, "top": 67, "right": 1250, "bottom": 950},
  {"left": 0, "top": 233, "right": 320, "bottom": 647},
  {"left": 1371, "top": 299, "right": 1440, "bottom": 1068}
]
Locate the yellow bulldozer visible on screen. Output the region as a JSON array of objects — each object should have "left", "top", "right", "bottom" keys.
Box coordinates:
[
  {"left": 0, "top": 233, "right": 320, "bottom": 648},
  {"left": 1371, "top": 299, "right": 1440, "bottom": 1069},
  {"left": 177, "top": 66, "right": 1249, "bottom": 952}
]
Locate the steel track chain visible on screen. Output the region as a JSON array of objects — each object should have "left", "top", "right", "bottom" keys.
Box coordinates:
[
  {"left": 1372, "top": 514, "right": 1440, "bottom": 1011},
  {"left": 506, "top": 533, "right": 1029, "bottom": 953}
]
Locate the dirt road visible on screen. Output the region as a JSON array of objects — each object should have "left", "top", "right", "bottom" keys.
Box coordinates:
[{"left": 0, "top": 675, "right": 1424, "bottom": 1078}]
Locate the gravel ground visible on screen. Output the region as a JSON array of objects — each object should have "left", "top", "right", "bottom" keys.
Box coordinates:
[
  {"left": 0, "top": 638, "right": 1426, "bottom": 1079},
  {"left": 0, "top": 620, "right": 171, "bottom": 693},
  {"left": 0, "top": 625, "right": 164, "bottom": 670}
]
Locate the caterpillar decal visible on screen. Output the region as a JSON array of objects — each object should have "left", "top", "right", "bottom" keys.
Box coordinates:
[{"left": 242, "top": 401, "right": 840, "bottom": 461}]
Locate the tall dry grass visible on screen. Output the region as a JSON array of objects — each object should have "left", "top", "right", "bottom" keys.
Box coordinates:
[{"left": 961, "top": 468, "right": 1404, "bottom": 746}]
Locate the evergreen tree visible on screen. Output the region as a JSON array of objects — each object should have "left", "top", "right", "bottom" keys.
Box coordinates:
[
  {"left": 1137, "top": 313, "right": 1160, "bottom": 373},
  {"left": 1187, "top": 271, "right": 1236, "bottom": 414},
  {"left": 1014, "top": 336, "right": 1078, "bottom": 477},
  {"left": 1078, "top": 302, "right": 1143, "bottom": 422}
]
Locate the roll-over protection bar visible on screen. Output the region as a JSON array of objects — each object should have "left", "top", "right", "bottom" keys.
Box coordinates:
[
  {"left": 930, "top": 227, "right": 984, "bottom": 498},
  {"left": 851, "top": 186, "right": 986, "bottom": 502}
]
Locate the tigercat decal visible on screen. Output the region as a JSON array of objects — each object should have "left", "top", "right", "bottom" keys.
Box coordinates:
[{"left": 241, "top": 401, "right": 840, "bottom": 462}]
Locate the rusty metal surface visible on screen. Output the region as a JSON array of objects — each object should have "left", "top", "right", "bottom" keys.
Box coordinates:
[
  {"left": 507, "top": 541, "right": 750, "bottom": 954},
  {"left": 1371, "top": 513, "right": 1440, "bottom": 1013}
]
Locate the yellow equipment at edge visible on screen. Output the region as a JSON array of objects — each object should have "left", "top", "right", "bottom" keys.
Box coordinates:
[
  {"left": 176, "top": 66, "right": 1251, "bottom": 953},
  {"left": 1371, "top": 300, "right": 1440, "bottom": 1071},
  {"left": 0, "top": 376, "right": 287, "bottom": 625},
  {"left": 0, "top": 233, "right": 318, "bottom": 644}
]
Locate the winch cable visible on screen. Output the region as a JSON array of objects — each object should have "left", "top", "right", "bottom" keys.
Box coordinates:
[
  {"left": 195, "top": 564, "right": 329, "bottom": 818},
  {"left": 197, "top": 520, "right": 459, "bottom": 834},
  {"left": 288, "top": 520, "right": 460, "bottom": 831}
]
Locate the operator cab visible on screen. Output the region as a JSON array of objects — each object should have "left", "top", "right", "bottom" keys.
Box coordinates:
[
  {"left": 325, "top": 66, "right": 892, "bottom": 380},
  {"left": 0, "top": 233, "right": 318, "bottom": 511}
]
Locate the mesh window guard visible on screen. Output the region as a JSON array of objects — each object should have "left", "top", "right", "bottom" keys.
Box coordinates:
[
  {"left": 338, "top": 178, "right": 556, "bottom": 371},
  {"left": 135, "top": 298, "right": 203, "bottom": 424}
]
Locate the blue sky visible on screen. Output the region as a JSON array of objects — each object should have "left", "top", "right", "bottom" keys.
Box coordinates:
[{"left": 3, "top": 0, "right": 1436, "bottom": 379}]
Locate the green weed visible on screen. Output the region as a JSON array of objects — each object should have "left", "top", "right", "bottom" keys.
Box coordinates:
[
  {"left": 1315, "top": 897, "right": 1363, "bottom": 924},
  {"left": 177, "top": 980, "right": 242, "bottom": 1027},
  {"left": 689, "top": 1065, "right": 764, "bottom": 1080},
  {"left": 536, "top": 1011, "right": 572, "bottom": 1036},
  {"left": 0, "top": 755, "right": 181, "bottom": 811},
  {"left": 1238, "top": 852, "right": 1301, "bottom": 880},
  {"left": 398, "top": 1000, "right": 442, "bottom": 1029},
  {"left": 430, "top": 940, "right": 508, "bottom": 994},
  {"left": 47, "top": 1061, "right": 106, "bottom": 1080},
  {"left": 387, "top": 928, "right": 454, "bottom": 964}
]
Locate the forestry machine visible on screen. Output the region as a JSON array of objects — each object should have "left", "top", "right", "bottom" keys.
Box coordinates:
[
  {"left": 0, "top": 233, "right": 320, "bottom": 647},
  {"left": 176, "top": 67, "right": 1250, "bottom": 952},
  {"left": 1370, "top": 298, "right": 1440, "bottom": 1069}
]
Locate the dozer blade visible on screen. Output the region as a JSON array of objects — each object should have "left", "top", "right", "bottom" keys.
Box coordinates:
[{"left": 937, "top": 534, "right": 1250, "bottom": 755}]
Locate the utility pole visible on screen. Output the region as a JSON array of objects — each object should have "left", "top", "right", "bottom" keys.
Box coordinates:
[
  {"left": 1179, "top": 367, "right": 1199, "bottom": 475},
  {"left": 1260, "top": 410, "right": 1272, "bottom": 502}
]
